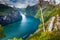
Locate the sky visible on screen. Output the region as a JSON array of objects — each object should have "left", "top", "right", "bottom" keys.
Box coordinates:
[
  {"left": 0, "top": 0, "right": 60, "bottom": 8},
  {"left": 45, "top": 0, "right": 60, "bottom": 4},
  {"left": 56, "top": 0, "right": 60, "bottom": 4},
  {"left": 0, "top": 0, "right": 38, "bottom": 8}
]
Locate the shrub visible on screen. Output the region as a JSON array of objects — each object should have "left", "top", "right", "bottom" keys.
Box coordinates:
[
  {"left": 0, "top": 25, "right": 5, "bottom": 38},
  {"left": 39, "top": 31, "right": 60, "bottom": 40}
]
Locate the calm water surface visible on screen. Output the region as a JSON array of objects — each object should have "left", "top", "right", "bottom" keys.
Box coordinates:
[{"left": 1, "top": 14, "right": 40, "bottom": 40}]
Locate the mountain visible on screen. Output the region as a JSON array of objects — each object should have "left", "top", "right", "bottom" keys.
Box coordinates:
[
  {"left": 0, "top": 4, "right": 22, "bottom": 25},
  {"left": 25, "top": 5, "right": 38, "bottom": 17}
]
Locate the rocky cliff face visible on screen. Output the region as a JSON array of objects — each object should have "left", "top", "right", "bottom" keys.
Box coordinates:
[
  {"left": 0, "top": 4, "right": 22, "bottom": 25},
  {"left": 25, "top": 5, "right": 38, "bottom": 17}
]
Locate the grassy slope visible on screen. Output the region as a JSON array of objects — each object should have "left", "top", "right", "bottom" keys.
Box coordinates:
[
  {"left": 35, "top": 4, "right": 56, "bottom": 28},
  {"left": 27, "top": 5, "right": 60, "bottom": 40}
]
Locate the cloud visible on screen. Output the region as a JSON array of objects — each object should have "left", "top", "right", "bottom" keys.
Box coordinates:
[
  {"left": 0, "top": 0, "right": 60, "bottom": 8},
  {"left": 46, "top": 0, "right": 60, "bottom": 4},
  {"left": 0, "top": 0, "right": 38, "bottom": 8},
  {"left": 15, "top": 2, "right": 28, "bottom": 8},
  {"left": 56, "top": 0, "right": 60, "bottom": 4}
]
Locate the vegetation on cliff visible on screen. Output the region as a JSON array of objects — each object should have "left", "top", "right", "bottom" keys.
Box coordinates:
[{"left": 27, "top": 4, "right": 60, "bottom": 40}]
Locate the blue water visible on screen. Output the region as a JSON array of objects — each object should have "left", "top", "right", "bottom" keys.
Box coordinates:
[{"left": 1, "top": 14, "right": 40, "bottom": 40}]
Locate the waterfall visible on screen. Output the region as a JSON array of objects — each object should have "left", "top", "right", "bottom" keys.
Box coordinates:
[{"left": 20, "top": 12, "right": 26, "bottom": 22}]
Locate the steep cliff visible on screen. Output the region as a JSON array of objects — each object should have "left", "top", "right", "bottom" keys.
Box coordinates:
[
  {"left": 0, "top": 4, "right": 22, "bottom": 25},
  {"left": 25, "top": 5, "right": 38, "bottom": 17}
]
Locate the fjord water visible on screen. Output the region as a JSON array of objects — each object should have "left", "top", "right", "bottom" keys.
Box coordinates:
[{"left": 1, "top": 14, "right": 40, "bottom": 40}]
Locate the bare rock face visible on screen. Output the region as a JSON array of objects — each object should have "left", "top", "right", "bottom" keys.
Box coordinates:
[{"left": 0, "top": 4, "right": 22, "bottom": 25}]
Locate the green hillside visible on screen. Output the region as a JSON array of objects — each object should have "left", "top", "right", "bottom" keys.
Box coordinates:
[{"left": 27, "top": 4, "right": 60, "bottom": 40}]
